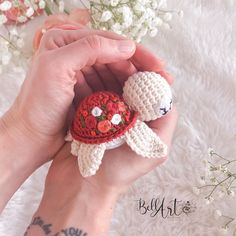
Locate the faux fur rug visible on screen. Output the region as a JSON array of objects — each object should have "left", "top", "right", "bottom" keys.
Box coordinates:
[{"left": 1, "top": 0, "right": 236, "bottom": 235}]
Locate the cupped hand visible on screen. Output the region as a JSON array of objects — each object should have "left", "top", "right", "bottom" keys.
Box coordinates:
[
  {"left": 40, "top": 29, "right": 177, "bottom": 201},
  {"left": 44, "top": 107, "right": 177, "bottom": 201},
  {"left": 3, "top": 27, "right": 171, "bottom": 167}
]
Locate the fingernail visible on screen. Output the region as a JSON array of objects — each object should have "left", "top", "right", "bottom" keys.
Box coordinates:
[{"left": 118, "top": 40, "right": 135, "bottom": 53}]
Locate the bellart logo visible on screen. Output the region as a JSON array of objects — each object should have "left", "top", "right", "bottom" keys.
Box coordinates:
[{"left": 135, "top": 197, "right": 196, "bottom": 218}]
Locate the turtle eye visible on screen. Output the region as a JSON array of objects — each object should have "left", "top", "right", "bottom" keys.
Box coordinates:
[
  {"left": 152, "top": 98, "right": 172, "bottom": 117},
  {"left": 159, "top": 99, "right": 172, "bottom": 116},
  {"left": 160, "top": 99, "right": 172, "bottom": 116}
]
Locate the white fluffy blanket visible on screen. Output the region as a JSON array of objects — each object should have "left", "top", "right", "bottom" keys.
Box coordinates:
[{"left": 1, "top": 0, "right": 236, "bottom": 235}]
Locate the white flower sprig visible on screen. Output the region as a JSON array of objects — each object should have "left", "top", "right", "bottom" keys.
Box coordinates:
[
  {"left": 0, "top": 0, "right": 182, "bottom": 74},
  {"left": 0, "top": 26, "right": 29, "bottom": 74},
  {"left": 90, "top": 0, "right": 183, "bottom": 42},
  {"left": 0, "top": 0, "right": 69, "bottom": 74},
  {"left": 192, "top": 148, "right": 236, "bottom": 235},
  {"left": 213, "top": 210, "right": 236, "bottom": 235}
]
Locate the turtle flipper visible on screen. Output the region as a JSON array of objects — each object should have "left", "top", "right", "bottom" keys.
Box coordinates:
[
  {"left": 125, "top": 120, "right": 167, "bottom": 158},
  {"left": 76, "top": 143, "right": 106, "bottom": 177}
]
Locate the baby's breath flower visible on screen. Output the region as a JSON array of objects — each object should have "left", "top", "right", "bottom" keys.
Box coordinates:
[
  {"left": 227, "top": 189, "right": 235, "bottom": 197},
  {"left": 163, "top": 12, "right": 172, "bottom": 21},
  {"left": 110, "top": 0, "right": 120, "bottom": 6},
  {"left": 58, "top": 1, "right": 65, "bottom": 13},
  {"left": 192, "top": 187, "right": 200, "bottom": 195},
  {"left": 90, "top": 0, "right": 177, "bottom": 42},
  {"left": 0, "top": 0, "right": 12, "bottom": 11},
  {"left": 231, "top": 219, "right": 236, "bottom": 226},
  {"left": 39, "top": 0, "right": 46, "bottom": 9},
  {"left": 1, "top": 51, "right": 12, "bottom": 65},
  {"left": 9, "top": 28, "right": 18, "bottom": 37},
  {"left": 149, "top": 27, "right": 158, "bottom": 37},
  {"left": 178, "top": 10, "right": 184, "bottom": 17},
  {"left": 210, "top": 177, "right": 217, "bottom": 184},
  {"left": 214, "top": 209, "right": 222, "bottom": 219},
  {"left": 0, "top": 14, "right": 7, "bottom": 25},
  {"left": 218, "top": 227, "right": 228, "bottom": 235},
  {"left": 26, "top": 7, "right": 35, "bottom": 18},
  {"left": 100, "top": 10, "right": 113, "bottom": 22},
  {"left": 217, "top": 190, "right": 225, "bottom": 198},
  {"left": 17, "top": 16, "right": 28, "bottom": 23},
  {"left": 205, "top": 196, "right": 214, "bottom": 204},
  {"left": 16, "top": 38, "right": 24, "bottom": 48},
  {"left": 207, "top": 147, "right": 214, "bottom": 156}
]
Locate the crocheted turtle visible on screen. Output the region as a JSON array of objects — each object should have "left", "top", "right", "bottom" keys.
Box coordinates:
[{"left": 66, "top": 71, "right": 172, "bottom": 177}]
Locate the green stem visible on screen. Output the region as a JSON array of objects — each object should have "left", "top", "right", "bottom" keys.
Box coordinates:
[
  {"left": 205, "top": 176, "right": 232, "bottom": 199},
  {"left": 44, "top": 2, "right": 53, "bottom": 15},
  {"left": 0, "top": 34, "right": 19, "bottom": 51},
  {"left": 199, "top": 184, "right": 215, "bottom": 189},
  {"left": 54, "top": 0, "right": 70, "bottom": 14},
  {"left": 222, "top": 159, "right": 236, "bottom": 166},
  {"left": 211, "top": 152, "right": 231, "bottom": 163},
  {"left": 79, "top": 0, "right": 89, "bottom": 9}
]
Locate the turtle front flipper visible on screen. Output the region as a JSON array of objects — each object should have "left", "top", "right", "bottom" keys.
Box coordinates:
[
  {"left": 75, "top": 142, "right": 106, "bottom": 177},
  {"left": 125, "top": 120, "right": 168, "bottom": 158}
]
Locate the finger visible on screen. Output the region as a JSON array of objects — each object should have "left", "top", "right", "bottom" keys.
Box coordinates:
[
  {"left": 52, "top": 35, "right": 136, "bottom": 72},
  {"left": 42, "top": 29, "right": 172, "bottom": 84},
  {"left": 131, "top": 44, "right": 174, "bottom": 85},
  {"left": 39, "top": 28, "right": 128, "bottom": 51},
  {"left": 81, "top": 66, "right": 105, "bottom": 92},
  {"left": 93, "top": 64, "right": 122, "bottom": 94},
  {"left": 107, "top": 60, "right": 138, "bottom": 86},
  {"left": 73, "top": 70, "right": 93, "bottom": 108}
]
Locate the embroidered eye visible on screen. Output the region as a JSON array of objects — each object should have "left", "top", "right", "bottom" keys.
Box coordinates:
[
  {"left": 152, "top": 98, "right": 172, "bottom": 117},
  {"left": 160, "top": 99, "right": 172, "bottom": 116}
]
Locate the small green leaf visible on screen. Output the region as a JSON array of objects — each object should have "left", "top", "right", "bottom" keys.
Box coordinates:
[
  {"left": 95, "top": 130, "right": 101, "bottom": 135},
  {"left": 97, "top": 115, "right": 106, "bottom": 121},
  {"left": 80, "top": 115, "right": 85, "bottom": 128},
  {"left": 101, "top": 104, "right": 106, "bottom": 110},
  {"left": 44, "top": 3, "right": 53, "bottom": 15}
]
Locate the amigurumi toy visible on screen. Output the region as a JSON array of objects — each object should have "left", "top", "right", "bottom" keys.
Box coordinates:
[{"left": 66, "top": 71, "right": 172, "bottom": 177}]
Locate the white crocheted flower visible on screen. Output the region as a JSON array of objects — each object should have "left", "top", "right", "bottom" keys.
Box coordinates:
[
  {"left": 91, "top": 106, "right": 103, "bottom": 117},
  {"left": 111, "top": 114, "right": 122, "bottom": 125}
]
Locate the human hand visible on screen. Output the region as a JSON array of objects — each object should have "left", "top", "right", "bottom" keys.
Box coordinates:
[
  {"left": 32, "top": 97, "right": 177, "bottom": 236},
  {"left": 1, "top": 28, "right": 140, "bottom": 168},
  {"left": 30, "top": 41, "right": 177, "bottom": 235},
  {"left": 0, "top": 25, "right": 173, "bottom": 213}
]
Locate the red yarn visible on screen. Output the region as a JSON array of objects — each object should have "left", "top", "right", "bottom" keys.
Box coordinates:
[{"left": 70, "top": 91, "right": 138, "bottom": 144}]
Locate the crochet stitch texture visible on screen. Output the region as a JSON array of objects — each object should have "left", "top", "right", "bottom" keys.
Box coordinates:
[{"left": 66, "top": 71, "right": 173, "bottom": 177}]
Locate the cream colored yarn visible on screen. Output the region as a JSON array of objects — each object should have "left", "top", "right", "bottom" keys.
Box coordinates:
[
  {"left": 66, "top": 71, "right": 172, "bottom": 177},
  {"left": 77, "top": 143, "right": 106, "bottom": 177},
  {"left": 125, "top": 120, "right": 168, "bottom": 158},
  {"left": 123, "top": 71, "right": 172, "bottom": 121}
]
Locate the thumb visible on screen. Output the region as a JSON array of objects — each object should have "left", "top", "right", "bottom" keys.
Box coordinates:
[{"left": 53, "top": 35, "right": 136, "bottom": 71}]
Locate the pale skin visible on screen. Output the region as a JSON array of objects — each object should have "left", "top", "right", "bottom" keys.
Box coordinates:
[{"left": 0, "top": 28, "right": 177, "bottom": 236}]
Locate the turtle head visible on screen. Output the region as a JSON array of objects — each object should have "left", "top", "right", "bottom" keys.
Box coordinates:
[{"left": 123, "top": 71, "right": 172, "bottom": 121}]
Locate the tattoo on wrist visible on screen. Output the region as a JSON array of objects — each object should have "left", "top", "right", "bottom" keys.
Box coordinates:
[{"left": 24, "top": 216, "right": 87, "bottom": 236}]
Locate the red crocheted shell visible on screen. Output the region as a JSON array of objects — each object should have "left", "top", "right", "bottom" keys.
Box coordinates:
[{"left": 70, "top": 91, "right": 138, "bottom": 144}]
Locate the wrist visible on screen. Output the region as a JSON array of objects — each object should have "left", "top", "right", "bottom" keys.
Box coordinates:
[
  {"left": 0, "top": 104, "right": 62, "bottom": 167},
  {"left": 34, "top": 180, "right": 119, "bottom": 235},
  {"left": 0, "top": 106, "right": 58, "bottom": 212}
]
